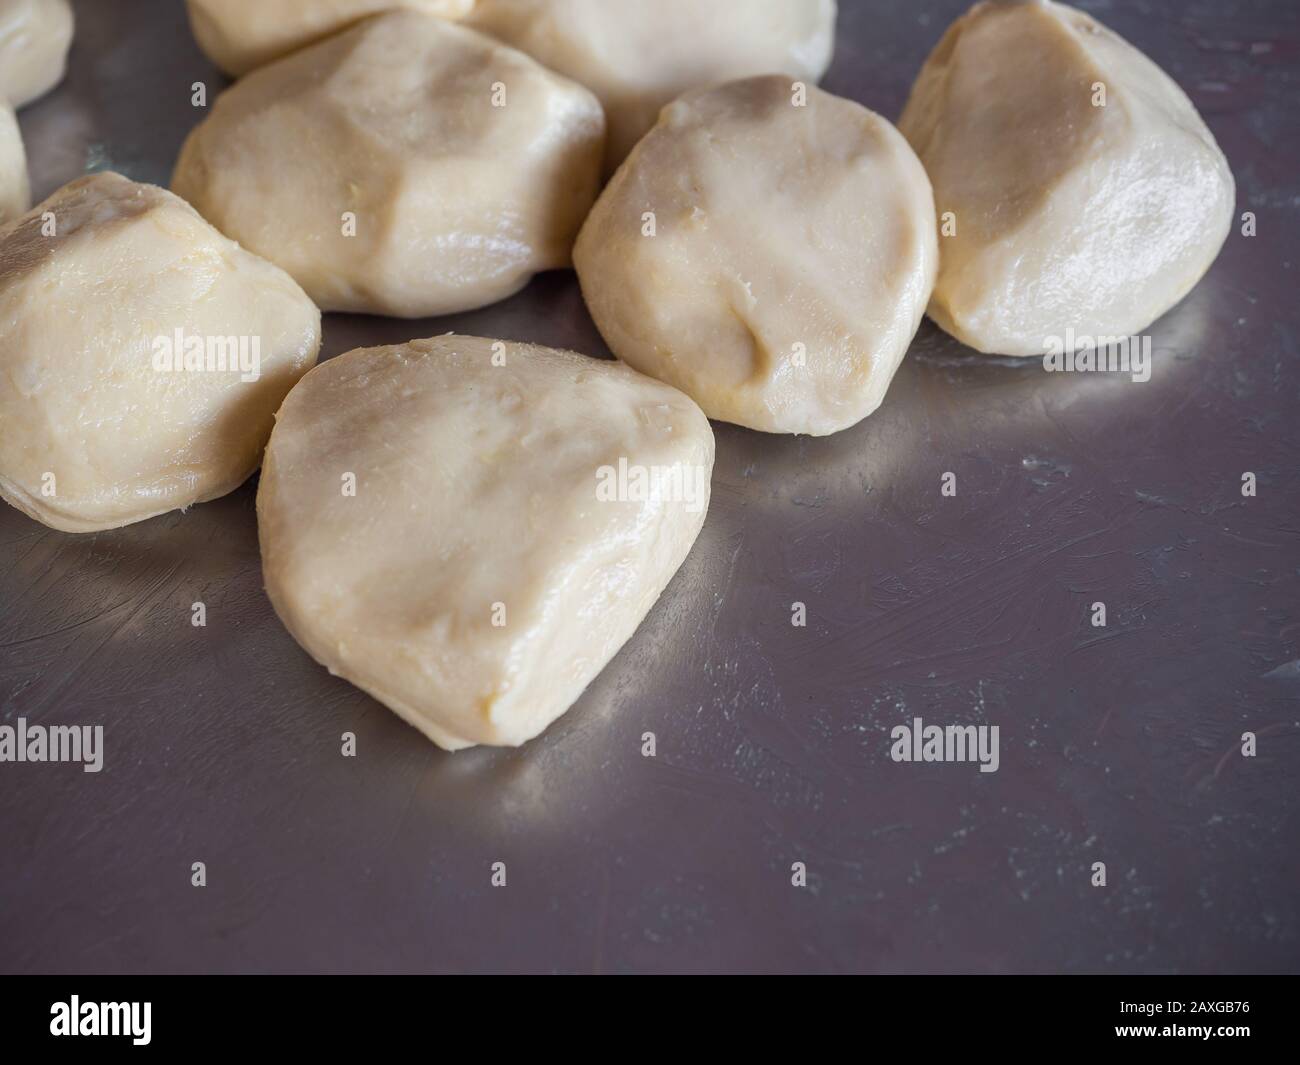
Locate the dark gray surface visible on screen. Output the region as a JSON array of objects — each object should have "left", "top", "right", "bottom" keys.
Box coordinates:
[{"left": 2, "top": 0, "right": 1297, "bottom": 974}]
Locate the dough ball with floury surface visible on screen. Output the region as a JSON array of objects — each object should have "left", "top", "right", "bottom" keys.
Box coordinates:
[
  {"left": 257, "top": 335, "right": 714, "bottom": 751},
  {"left": 0, "top": 173, "right": 321, "bottom": 533},
  {"left": 0, "top": 102, "right": 28, "bottom": 223},
  {"left": 0, "top": 0, "right": 73, "bottom": 108},
  {"left": 172, "top": 11, "right": 606, "bottom": 318},
  {"left": 185, "top": 0, "right": 476, "bottom": 77},
  {"left": 574, "top": 75, "right": 938, "bottom": 437},
  {"left": 469, "top": 0, "right": 837, "bottom": 172},
  {"left": 898, "top": 0, "right": 1236, "bottom": 357}
]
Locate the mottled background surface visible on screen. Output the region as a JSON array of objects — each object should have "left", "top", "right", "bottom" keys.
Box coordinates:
[{"left": 1, "top": 0, "right": 1297, "bottom": 973}]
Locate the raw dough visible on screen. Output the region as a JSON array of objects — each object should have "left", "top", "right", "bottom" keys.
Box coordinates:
[
  {"left": 469, "top": 0, "right": 837, "bottom": 171},
  {"left": 575, "top": 76, "right": 938, "bottom": 437},
  {"left": 899, "top": 0, "right": 1235, "bottom": 357},
  {"left": 258, "top": 336, "right": 714, "bottom": 750},
  {"left": 0, "top": 0, "right": 73, "bottom": 108},
  {"left": 173, "top": 11, "right": 605, "bottom": 317},
  {"left": 0, "top": 102, "right": 28, "bottom": 223},
  {"left": 185, "top": 0, "right": 475, "bottom": 77},
  {"left": 0, "top": 173, "right": 321, "bottom": 533}
]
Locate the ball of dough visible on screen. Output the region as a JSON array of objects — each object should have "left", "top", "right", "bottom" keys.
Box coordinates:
[
  {"left": 574, "top": 76, "right": 938, "bottom": 437},
  {"left": 185, "top": 0, "right": 475, "bottom": 78},
  {"left": 173, "top": 11, "right": 605, "bottom": 318},
  {"left": 898, "top": 0, "right": 1235, "bottom": 357},
  {"left": 0, "top": 102, "right": 29, "bottom": 224},
  {"left": 258, "top": 336, "right": 714, "bottom": 750},
  {"left": 469, "top": 0, "right": 837, "bottom": 171},
  {"left": 0, "top": 0, "right": 73, "bottom": 109},
  {"left": 0, "top": 173, "right": 321, "bottom": 533}
]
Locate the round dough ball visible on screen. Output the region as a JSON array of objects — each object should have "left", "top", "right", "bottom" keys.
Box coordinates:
[
  {"left": 185, "top": 0, "right": 475, "bottom": 78},
  {"left": 899, "top": 0, "right": 1235, "bottom": 357},
  {"left": 575, "top": 75, "right": 938, "bottom": 437},
  {"left": 0, "top": 0, "right": 73, "bottom": 108},
  {"left": 0, "top": 173, "right": 321, "bottom": 533},
  {"left": 470, "top": 0, "right": 837, "bottom": 171},
  {"left": 173, "top": 11, "right": 605, "bottom": 318},
  {"left": 0, "top": 102, "right": 29, "bottom": 224},
  {"left": 259, "top": 336, "right": 714, "bottom": 750}
]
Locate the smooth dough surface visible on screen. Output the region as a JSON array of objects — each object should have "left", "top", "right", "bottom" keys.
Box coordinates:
[
  {"left": 0, "top": 102, "right": 28, "bottom": 223},
  {"left": 575, "top": 75, "right": 938, "bottom": 437},
  {"left": 186, "top": 0, "right": 475, "bottom": 77},
  {"left": 469, "top": 0, "right": 837, "bottom": 171},
  {"left": 0, "top": 0, "right": 73, "bottom": 108},
  {"left": 0, "top": 173, "right": 321, "bottom": 533},
  {"left": 899, "top": 0, "right": 1235, "bottom": 357},
  {"left": 173, "top": 12, "right": 605, "bottom": 317},
  {"left": 258, "top": 336, "right": 714, "bottom": 751}
]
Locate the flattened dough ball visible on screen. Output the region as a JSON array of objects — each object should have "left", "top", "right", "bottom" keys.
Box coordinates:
[
  {"left": 172, "top": 12, "right": 605, "bottom": 317},
  {"left": 258, "top": 336, "right": 714, "bottom": 750},
  {"left": 470, "top": 0, "right": 837, "bottom": 171},
  {"left": 0, "top": 102, "right": 29, "bottom": 223},
  {"left": 575, "top": 76, "right": 938, "bottom": 437},
  {"left": 0, "top": 173, "right": 321, "bottom": 533},
  {"left": 0, "top": 0, "right": 73, "bottom": 108},
  {"left": 185, "top": 0, "right": 475, "bottom": 78},
  {"left": 899, "top": 0, "right": 1235, "bottom": 357}
]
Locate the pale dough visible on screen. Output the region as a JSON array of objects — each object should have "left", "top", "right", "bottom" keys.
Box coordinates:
[
  {"left": 186, "top": 0, "right": 475, "bottom": 77},
  {"left": 258, "top": 336, "right": 714, "bottom": 750},
  {"left": 575, "top": 76, "right": 938, "bottom": 437},
  {"left": 0, "top": 102, "right": 28, "bottom": 224},
  {"left": 899, "top": 0, "right": 1235, "bottom": 356},
  {"left": 469, "top": 0, "right": 837, "bottom": 171},
  {"left": 173, "top": 11, "right": 605, "bottom": 318},
  {"left": 0, "top": 0, "right": 73, "bottom": 108},
  {"left": 0, "top": 173, "right": 321, "bottom": 533}
]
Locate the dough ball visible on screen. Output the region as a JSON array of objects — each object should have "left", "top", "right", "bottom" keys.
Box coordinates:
[
  {"left": 0, "top": 102, "right": 28, "bottom": 223},
  {"left": 258, "top": 336, "right": 714, "bottom": 750},
  {"left": 575, "top": 75, "right": 938, "bottom": 437},
  {"left": 0, "top": 0, "right": 73, "bottom": 108},
  {"left": 0, "top": 173, "right": 321, "bottom": 533},
  {"left": 172, "top": 11, "right": 605, "bottom": 318},
  {"left": 185, "top": 0, "right": 475, "bottom": 78},
  {"left": 469, "top": 0, "right": 837, "bottom": 172},
  {"left": 899, "top": 0, "right": 1235, "bottom": 357}
]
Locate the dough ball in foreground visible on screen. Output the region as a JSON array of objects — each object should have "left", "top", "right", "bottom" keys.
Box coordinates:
[
  {"left": 0, "top": 102, "right": 28, "bottom": 223},
  {"left": 575, "top": 75, "right": 938, "bottom": 437},
  {"left": 185, "top": 0, "right": 475, "bottom": 78},
  {"left": 0, "top": 173, "right": 321, "bottom": 533},
  {"left": 173, "top": 12, "right": 605, "bottom": 318},
  {"left": 899, "top": 0, "right": 1235, "bottom": 357},
  {"left": 258, "top": 336, "right": 714, "bottom": 750},
  {"left": 470, "top": 0, "right": 837, "bottom": 172},
  {"left": 0, "top": 0, "right": 72, "bottom": 108}
]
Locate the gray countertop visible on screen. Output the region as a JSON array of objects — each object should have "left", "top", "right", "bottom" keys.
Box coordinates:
[{"left": 1, "top": 0, "right": 1297, "bottom": 973}]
